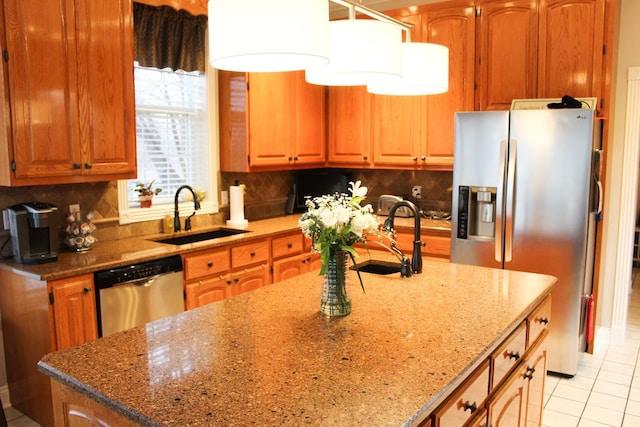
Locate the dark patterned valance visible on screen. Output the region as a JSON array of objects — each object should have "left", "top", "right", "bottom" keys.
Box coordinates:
[{"left": 133, "top": 2, "right": 208, "bottom": 72}]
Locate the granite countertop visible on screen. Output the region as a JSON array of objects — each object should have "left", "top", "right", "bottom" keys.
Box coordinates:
[
  {"left": 38, "top": 260, "right": 555, "bottom": 427},
  {"left": 0, "top": 215, "right": 451, "bottom": 282}
]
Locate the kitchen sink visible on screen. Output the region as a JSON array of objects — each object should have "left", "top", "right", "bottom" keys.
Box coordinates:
[
  {"left": 152, "top": 228, "right": 249, "bottom": 246},
  {"left": 353, "top": 260, "right": 402, "bottom": 275}
]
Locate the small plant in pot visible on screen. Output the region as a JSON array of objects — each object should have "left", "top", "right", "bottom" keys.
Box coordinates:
[{"left": 134, "top": 181, "right": 162, "bottom": 208}]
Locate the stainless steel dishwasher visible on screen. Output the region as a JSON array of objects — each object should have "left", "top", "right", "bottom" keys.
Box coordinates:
[{"left": 93, "top": 255, "right": 184, "bottom": 337}]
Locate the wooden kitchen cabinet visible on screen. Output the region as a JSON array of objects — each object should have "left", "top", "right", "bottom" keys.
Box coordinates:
[
  {"left": 218, "top": 70, "right": 326, "bottom": 172},
  {"left": 48, "top": 274, "right": 98, "bottom": 351},
  {"left": 327, "top": 85, "right": 372, "bottom": 167},
  {"left": 0, "top": 269, "right": 99, "bottom": 427},
  {"left": 421, "top": 0, "right": 475, "bottom": 169},
  {"left": 538, "top": 0, "right": 605, "bottom": 102},
  {"left": 475, "top": 0, "right": 539, "bottom": 111},
  {"left": 272, "top": 231, "right": 320, "bottom": 282},
  {"left": 0, "top": 0, "right": 136, "bottom": 186},
  {"left": 185, "top": 274, "right": 229, "bottom": 310}
]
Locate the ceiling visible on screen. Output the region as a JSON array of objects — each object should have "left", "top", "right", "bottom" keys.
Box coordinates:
[{"left": 329, "top": 0, "right": 445, "bottom": 18}]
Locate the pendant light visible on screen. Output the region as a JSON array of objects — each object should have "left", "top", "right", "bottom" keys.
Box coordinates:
[
  {"left": 305, "top": 19, "right": 402, "bottom": 87},
  {"left": 209, "top": 0, "right": 330, "bottom": 72},
  {"left": 367, "top": 42, "right": 449, "bottom": 96}
]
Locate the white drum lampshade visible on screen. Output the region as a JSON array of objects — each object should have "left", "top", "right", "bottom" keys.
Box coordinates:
[
  {"left": 368, "top": 42, "right": 449, "bottom": 96},
  {"left": 305, "top": 19, "right": 402, "bottom": 86},
  {"left": 209, "top": 0, "right": 330, "bottom": 72}
]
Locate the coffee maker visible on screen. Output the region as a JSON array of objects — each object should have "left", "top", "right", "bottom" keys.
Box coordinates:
[{"left": 7, "top": 202, "right": 59, "bottom": 264}]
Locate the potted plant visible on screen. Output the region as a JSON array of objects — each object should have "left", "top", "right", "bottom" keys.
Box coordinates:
[{"left": 134, "top": 180, "right": 162, "bottom": 208}]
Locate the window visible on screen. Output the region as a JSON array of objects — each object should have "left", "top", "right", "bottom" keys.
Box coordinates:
[{"left": 118, "top": 63, "right": 218, "bottom": 224}]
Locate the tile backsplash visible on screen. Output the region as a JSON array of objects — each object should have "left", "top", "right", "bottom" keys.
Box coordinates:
[{"left": 0, "top": 169, "right": 452, "bottom": 243}]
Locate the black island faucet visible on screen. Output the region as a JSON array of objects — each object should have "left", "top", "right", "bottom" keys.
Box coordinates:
[{"left": 383, "top": 200, "right": 423, "bottom": 276}]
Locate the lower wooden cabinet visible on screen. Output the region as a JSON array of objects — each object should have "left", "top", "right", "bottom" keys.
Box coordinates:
[
  {"left": 273, "top": 252, "right": 321, "bottom": 282},
  {"left": 48, "top": 274, "right": 98, "bottom": 351},
  {"left": 428, "top": 296, "right": 551, "bottom": 427}
]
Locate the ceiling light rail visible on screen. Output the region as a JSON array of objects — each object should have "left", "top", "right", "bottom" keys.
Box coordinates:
[{"left": 329, "top": 0, "right": 414, "bottom": 42}]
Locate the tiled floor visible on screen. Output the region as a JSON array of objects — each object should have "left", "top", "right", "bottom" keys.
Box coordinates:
[
  {"left": 5, "top": 269, "right": 640, "bottom": 427},
  {"left": 543, "top": 268, "right": 640, "bottom": 427}
]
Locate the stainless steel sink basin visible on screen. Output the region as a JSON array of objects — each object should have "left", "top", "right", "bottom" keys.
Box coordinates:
[
  {"left": 153, "top": 228, "right": 249, "bottom": 245},
  {"left": 353, "top": 260, "right": 402, "bottom": 275}
]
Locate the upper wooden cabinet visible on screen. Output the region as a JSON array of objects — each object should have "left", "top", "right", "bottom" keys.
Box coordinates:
[
  {"left": 327, "top": 85, "right": 372, "bottom": 167},
  {"left": 218, "top": 70, "right": 326, "bottom": 172},
  {"left": 0, "top": 0, "right": 137, "bottom": 186},
  {"left": 476, "top": 0, "right": 539, "bottom": 110},
  {"left": 538, "top": 0, "right": 605, "bottom": 101}
]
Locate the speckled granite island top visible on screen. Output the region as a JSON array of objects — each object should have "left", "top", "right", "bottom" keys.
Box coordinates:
[{"left": 38, "top": 261, "right": 555, "bottom": 427}]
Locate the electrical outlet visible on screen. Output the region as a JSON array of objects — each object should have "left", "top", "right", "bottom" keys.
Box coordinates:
[
  {"left": 411, "top": 185, "right": 422, "bottom": 199},
  {"left": 221, "top": 190, "right": 229, "bottom": 205}
]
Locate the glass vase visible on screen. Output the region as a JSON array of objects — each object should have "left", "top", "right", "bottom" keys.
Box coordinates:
[{"left": 320, "top": 251, "right": 352, "bottom": 317}]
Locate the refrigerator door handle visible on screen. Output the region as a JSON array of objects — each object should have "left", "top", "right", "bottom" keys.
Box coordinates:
[
  {"left": 504, "top": 139, "right": 516, "bottom": 263},
  {"left": 495, "top": 139, "right": 508, "bottom": 263}
]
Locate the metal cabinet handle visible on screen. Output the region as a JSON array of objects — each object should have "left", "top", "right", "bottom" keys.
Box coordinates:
[
  {"left": 413, "top": 156, "right": 418, "bottom": 161},
  {"left": 287, "top": 243, "right": 292, "bottom": 248},
  {"left": 539, "top": 317, "right": 549, "bottom": 325},
  {"left": 73, "top": 163, "right": 81, "bottom": 169},
  {"left": 250, "top": 252, "right": 256, "bottom": 257},
  {"left": 421, "top": 156, "right": 426, "bottom": 161},
  {"left": 207, "top": 261, "right": 214, "bottom": 268},
  {"left": 463, "top": 401, "right": 477, "bottom": 413},
  {"left": 84, "top": 163, "right": 92, "bottom": 169},
  {"left": 83, "top": 287, "right": 91, "bottom": 294},
  {"left": 507, "top": 351, "right": 520, "bottom": 360},
  {"left": 524, "top": 366, "right": 536, "bottom": 380},
  {"left": 363, "top": 156, "right": 368, "bottom": 161}
]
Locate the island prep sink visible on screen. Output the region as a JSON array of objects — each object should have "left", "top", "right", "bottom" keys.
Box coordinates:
[
  {"left": 153, "top": 228, "right": 249, "bottom": 246},
  {"left": 353, "top": 260, "right": 402, "bottom": 275}
]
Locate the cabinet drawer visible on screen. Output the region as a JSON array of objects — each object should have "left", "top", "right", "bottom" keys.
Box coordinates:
[
  {"left": 272, "top": 233, "right": 304, "bottom": 259},
  {"left": 232, "top": 240, "right": 269, "bottom": 268},
  {"left": 491, "top": 321, "right": 526, "bottom": 390},
  {"left": 528, "top": 296, "right": 551, "bottom": 347},
  {"left": 434, "top": 359, "right": 490, "bottom": 426},
  {"left": 183, "top": 249, "right": 231, "bottom": 281}
]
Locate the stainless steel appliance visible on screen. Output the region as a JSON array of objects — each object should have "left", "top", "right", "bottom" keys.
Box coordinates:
[
  {"left": 94, "top": 256, "right": 185, "bottom": 337},
  {"left": 451, "top": 109, "right": 602, "bottom": 377},
  {"left": 6, "top": 202, "right": 59, "bottom": 264}
]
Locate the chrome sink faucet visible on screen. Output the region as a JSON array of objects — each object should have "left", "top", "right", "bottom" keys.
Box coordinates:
[
  {"left": 174, "top": 185, "right": 201, "bottom": 232},
  {"left": 383, "top": 200, "right": 423, "bottom": 275}
]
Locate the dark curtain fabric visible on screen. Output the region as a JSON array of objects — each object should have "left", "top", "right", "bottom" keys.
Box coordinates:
[{"left": 133, "top": 3, "right": 208, "bottom": 72}]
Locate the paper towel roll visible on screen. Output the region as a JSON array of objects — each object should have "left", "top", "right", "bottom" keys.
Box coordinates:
[{"left": 226, "top": 185, "right": 248, "bottom": 227}]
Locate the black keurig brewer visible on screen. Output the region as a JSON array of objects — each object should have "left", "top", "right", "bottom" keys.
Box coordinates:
[{"left": 7, "top": 202, "right": 59, "bottom": 264}]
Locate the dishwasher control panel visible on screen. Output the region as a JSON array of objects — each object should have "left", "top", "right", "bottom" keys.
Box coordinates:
[{"left": 94, "top": 255, "right": 183, "bottom": 286}]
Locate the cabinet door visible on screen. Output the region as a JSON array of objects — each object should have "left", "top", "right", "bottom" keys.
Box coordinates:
[
  {"left": 371, "top": 12, "right": 425, "bottom": 168},
  {"left": 487, "top": 364, "right": 527, "bottom": 427},
  {"left": 538, "top": 0, "right": 605, "bottom": 101},
  {"left": 422, "top": 0, "right": 476, "bottom": 169},
  {"left": 75, "top": 0, "right": 136, "bottom": 177},
  {"left": 476, "top": 0, "right": 538, "bottom": 111},
  {"left": 185, "top": 275, "right": 230, "bottom": 310},
  {"left": 248, "top": 73, "right": 293, "bottom": 167},
  {"left": 524, "top": 333, "right": 548, "bottom": 427},
  {"left": 231, "top": 264, "right": 270, "bottom": 296},
  {"left": 49, "top": 275, "right": 98, "bottom": 351},
  {"left": 273, "top": 255, "right": 308, "bottom": 282},
  {"left": 327, "top": 86, "right": 371, "bottom": 166},
  {"left": 293, "top": 71, "right": 326, "bottom": 166},
  {"left": 3, "top": 0, "right": 80, "bottom": 179}
]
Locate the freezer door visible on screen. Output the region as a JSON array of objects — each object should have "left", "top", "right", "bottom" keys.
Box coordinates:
[
  {"left": 451, "top": 111, "right": 509, "bottom": 269},
  {"left": 508, "top": 109, "right": 594, "bottom": 376}
]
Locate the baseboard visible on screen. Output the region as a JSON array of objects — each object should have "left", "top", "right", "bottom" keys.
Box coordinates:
[
  {"left": 594, "top": 326, "right": 611, "bottom": 351},
  {"left": 0, "top": 384, "right": 9, "bottom": 408}
]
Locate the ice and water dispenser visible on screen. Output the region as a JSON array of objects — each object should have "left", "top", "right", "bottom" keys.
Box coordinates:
[{"left": 456, "top": 186, "right": 497, "bottom": 240}]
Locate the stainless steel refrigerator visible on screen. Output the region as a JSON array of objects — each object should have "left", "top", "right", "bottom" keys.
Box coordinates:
[{"left": 451, "top": 109, "right": 602, "bottom": 377}]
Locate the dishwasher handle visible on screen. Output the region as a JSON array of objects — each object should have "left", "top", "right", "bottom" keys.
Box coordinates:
[{"left": 109, "top": 274, "right": 163, "bottom": 288}]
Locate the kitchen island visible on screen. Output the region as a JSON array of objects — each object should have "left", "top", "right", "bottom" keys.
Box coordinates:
[{"left": 38, "top": 260, "right": 555, "bottom": 426}]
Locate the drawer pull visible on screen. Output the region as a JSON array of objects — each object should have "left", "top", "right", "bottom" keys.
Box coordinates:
[
  {"left": 463, "top": 401, "right": 477, "bottom": 413},
  {"left": 207, "top": 262, "right": 214, "bottom": 268},
  {"left": 287, "top": 243, "right": 292, "bottom": 248},
  {"left": 83, "top": 287, "right": 91, "bottom": 294},
  {"left": 234, "top": 277, "right": 239, "bottom": 283},
  {"left": 507, "top": 351, "right": 520, "bottom": 360},
  {"left": 226, "top": 280, "right": 232, "bottom": 285},
  {"left": 250, "top": 252, "right": 256, "bottom": 257},
  {"left": 524, "top": 366, "right": 536, "bottom": 380},
  {"left": 539, "top": 317, "right": 549, "bottom": 325},
  {"left": 301, "top": 259, "right": 306, "bottom": 264}
]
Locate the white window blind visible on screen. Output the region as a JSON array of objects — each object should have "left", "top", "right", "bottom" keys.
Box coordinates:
[{"left": 118, "top": 63, "right": 217, "bottom": 224}]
